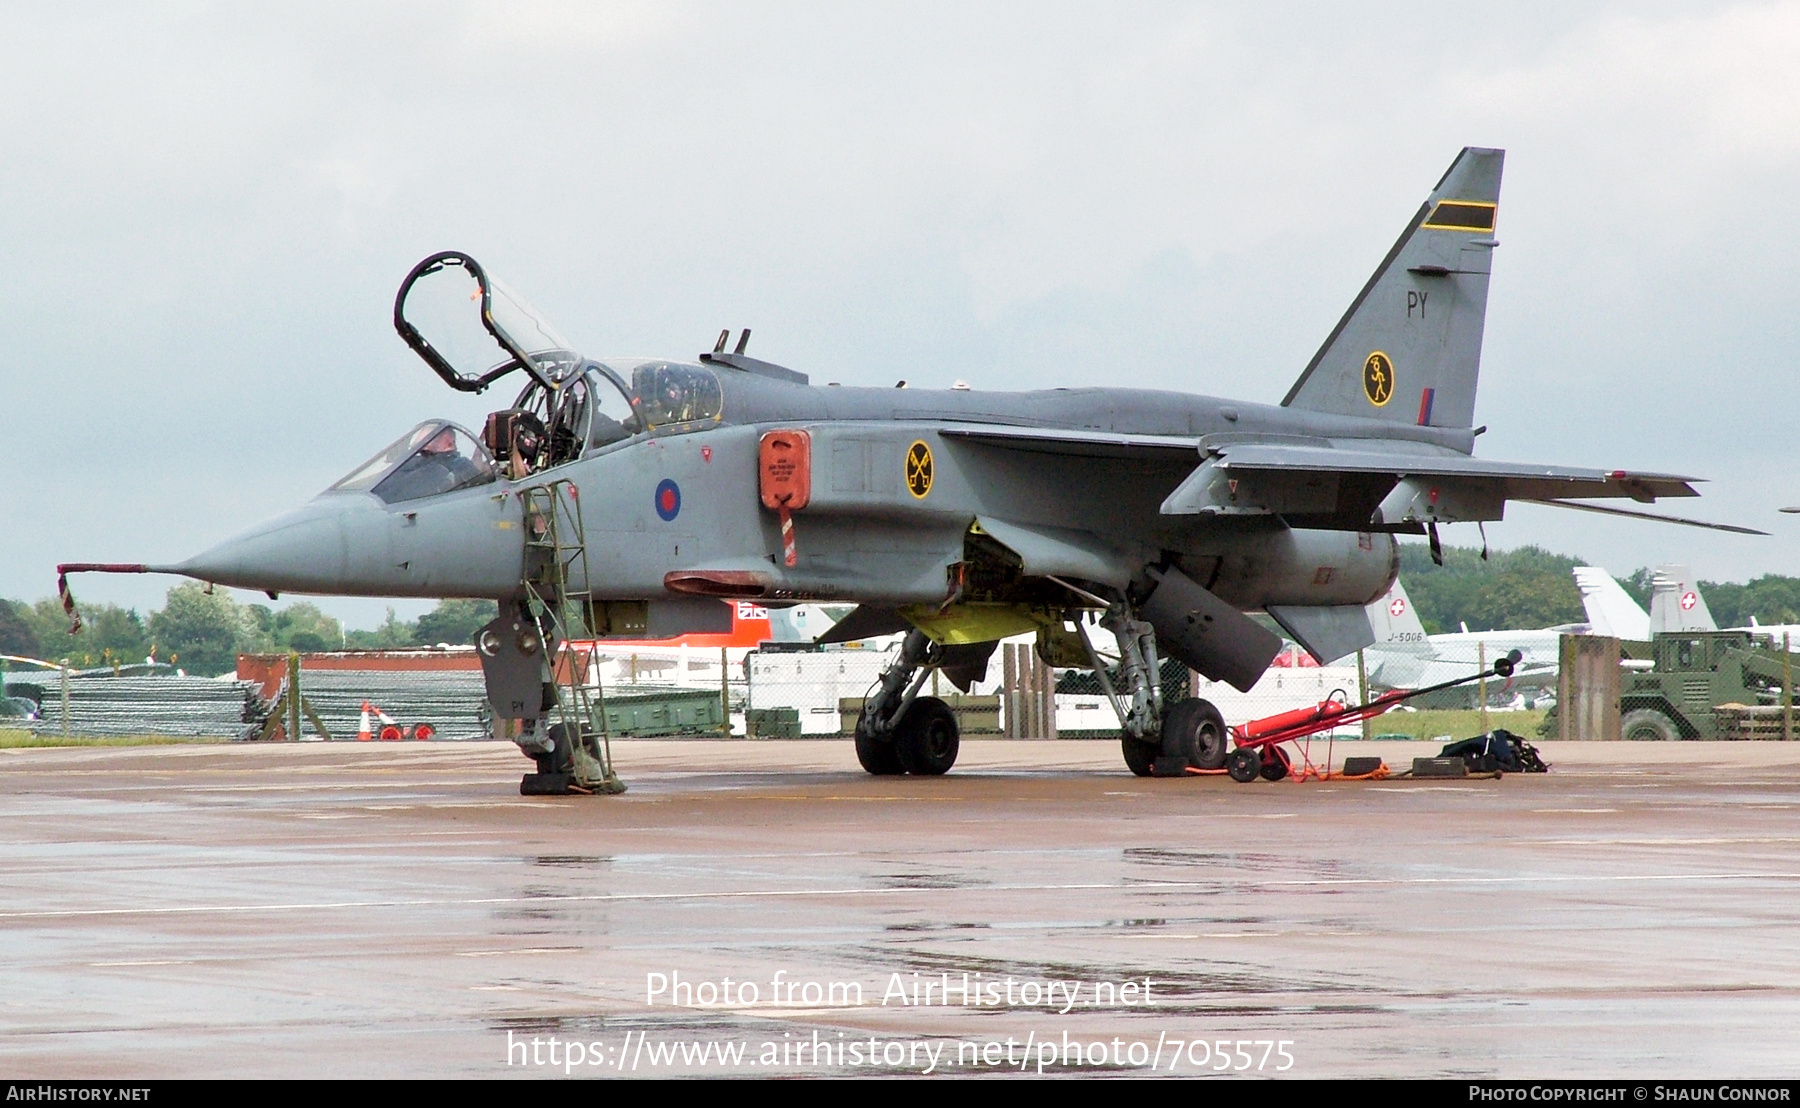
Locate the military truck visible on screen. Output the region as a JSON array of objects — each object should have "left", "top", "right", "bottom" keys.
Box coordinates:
[{"left": 1617, "top": 630, "right": 1795, "bottom": 741}]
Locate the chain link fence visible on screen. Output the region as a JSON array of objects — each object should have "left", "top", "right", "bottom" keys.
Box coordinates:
[{"left": 4, "top": 640, "right": 1374, "bottom": 741}]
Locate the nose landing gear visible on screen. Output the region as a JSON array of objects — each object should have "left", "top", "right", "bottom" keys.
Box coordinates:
[{"left": 855, "top": 629, "right": 963, "bottom": 776}]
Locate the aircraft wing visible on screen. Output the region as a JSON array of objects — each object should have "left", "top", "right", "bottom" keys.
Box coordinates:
[
  {"left": 1167, "top": 442, "right": 1762, "bottom": 534},
  {"left": 1203, "top": 443, "right": 1700, "bottom": 501},
  {"left": 939, "top": 424, "right": 1758, "bottom": 534},
  {"left": 939, "top": 425, "right": 1699, "bottom": 499}
]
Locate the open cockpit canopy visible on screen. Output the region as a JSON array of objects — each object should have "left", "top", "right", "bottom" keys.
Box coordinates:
[
  {"left": 388, "top": 251, "right": 728, "bottom": 483},
  {"left": 394, "top": 251, "right": 582, "bottom": 393}
]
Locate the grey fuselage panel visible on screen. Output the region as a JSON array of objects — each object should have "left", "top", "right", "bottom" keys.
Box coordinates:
[{"left": 716, "top": 373, "right": 1479, "bottom": 454}]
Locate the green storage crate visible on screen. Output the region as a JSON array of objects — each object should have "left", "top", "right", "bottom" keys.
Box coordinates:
[
  {"left": 601, "top": 688, "right": 727, "bottom": 736},
  {"left": 745, "top": 707, "right": 802, "bottom": 739},
  {"left": 839, "top": 695, "right": 1001, "bottom": 735}
]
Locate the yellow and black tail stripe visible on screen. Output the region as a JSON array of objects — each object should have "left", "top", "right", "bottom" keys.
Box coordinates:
[{"left": 1421, "top": 199, "right": 1497, "bottom": 232}]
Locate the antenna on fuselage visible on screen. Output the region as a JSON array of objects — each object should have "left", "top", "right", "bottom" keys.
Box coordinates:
[
  {"left": 734, "top": 329, "right": 751, "bottom": 355},
  {"left": 714, "top": 329, "right": 731, "bottom": 353}
]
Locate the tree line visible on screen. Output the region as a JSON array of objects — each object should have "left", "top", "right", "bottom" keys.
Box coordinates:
[
  {"left": 1397, "top": 543, "right": 1800, "bottom": 634},
  {"left": 0, "top": 585, "right": 495, "bottom": 677}
]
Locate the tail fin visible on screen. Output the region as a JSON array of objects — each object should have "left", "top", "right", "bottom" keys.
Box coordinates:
[
  {"left": 1366, "top": 578, "right": 1428, "bottom": 644},
  {"left": 1573, "top": 567, "right": 1651, "bottom": 640},
  {"left": 1649, "top": 564, "right": 1718, "bottom": 633},
  {"left": 1282, "top": 147, "right": 1503, "bottom": 430}
]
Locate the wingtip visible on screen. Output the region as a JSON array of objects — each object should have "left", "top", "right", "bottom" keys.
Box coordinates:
[{"left": 1525, "top": 498, "right": 1768, "bottom": 536}]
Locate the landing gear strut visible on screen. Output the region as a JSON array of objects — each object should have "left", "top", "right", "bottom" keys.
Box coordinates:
[
  {"left": 1078, "top": 600, "right": 1222, "bottom": 778},
  {"left": 855, "top": 629, "right": 961, "bottom": 776}
]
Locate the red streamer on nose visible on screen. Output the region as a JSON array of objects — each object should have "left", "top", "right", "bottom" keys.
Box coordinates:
[{"left": 54, "top": 563, "right": 150, "bottom": 635}]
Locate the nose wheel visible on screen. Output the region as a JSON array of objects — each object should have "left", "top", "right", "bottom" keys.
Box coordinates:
[
  {"left": 855, "top": 726, "right": 907, "bottom": 775},
  {"left": 895, "top": 697, "right": 959, "bottom": 775},
  {"left": 855, "top": 630, "right": 962, "bottom": 775}
]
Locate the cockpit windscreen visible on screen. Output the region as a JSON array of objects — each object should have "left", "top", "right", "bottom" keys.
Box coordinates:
[
  {"left": 628, "top": 362, "right": 723, "bottom": 430},
  {"left": 330, "top": 421, "right": 497, "bottom": 504}
]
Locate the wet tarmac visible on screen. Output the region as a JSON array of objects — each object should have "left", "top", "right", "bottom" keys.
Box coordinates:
[{"left": 3, "top": 738, "right": 1798, "bottom": 1078}]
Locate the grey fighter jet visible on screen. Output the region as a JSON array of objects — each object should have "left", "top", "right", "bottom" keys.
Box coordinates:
[{"left": 60, "top": 147, "right": 1757, "bottom": 788}]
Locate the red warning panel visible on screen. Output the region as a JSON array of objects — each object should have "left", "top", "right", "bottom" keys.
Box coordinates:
[{"left": 758, "top": 429, "right": 811, "bottom": 510}]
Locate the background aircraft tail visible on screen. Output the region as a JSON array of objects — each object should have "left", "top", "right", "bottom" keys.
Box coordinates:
[
  {"left": 1649, "top": 564, "right": 1718, "bottom": 633},
  {"left": 1282, "top": 147, "right": 1503, "bottom": 432},
  {"left": 1573, "top": 567, "right": 1651, "bottom": 641},
  {"left": 1365, "top": 578, "right": 1429, "bottom": 644}
]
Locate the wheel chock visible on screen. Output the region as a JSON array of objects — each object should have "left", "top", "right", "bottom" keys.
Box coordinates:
[
  {"left": 1152, "top": 755, "right": 1190, "bottom": 778},
  {"left": 1412, "top": 756, "right": 1468, "bottom": 779},
  {"left": 520, "top": 772, "right": 574, "bottom": 795}
]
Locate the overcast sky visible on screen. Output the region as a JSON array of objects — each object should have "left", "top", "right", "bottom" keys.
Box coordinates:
[{"left": 5, "top": 2, "right": 1799, "bottom": 630}]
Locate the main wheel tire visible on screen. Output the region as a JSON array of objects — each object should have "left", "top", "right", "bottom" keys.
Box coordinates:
[
  {"left": 1121, "top": 736, "right": 1159, "bottom": 777},
  {"left": 1226, "top": 746, "right": 1263, "bottom": 783},
  {"left": 1622, "top": 708, "right": 1683, "bottom": 742},
  {"left": 855, "top": 720, "right": 907, "bottom": 775},
  {"left": 1162, "top": 698, "right": 1229, "bottom": 770},
  {"left": 894, "top": 696, "right": 960, "bottom": 775}
]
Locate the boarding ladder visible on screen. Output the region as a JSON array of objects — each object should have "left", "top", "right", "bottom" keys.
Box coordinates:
[{"left": 519, "top": 479, "right": 625, "bottom": 794}]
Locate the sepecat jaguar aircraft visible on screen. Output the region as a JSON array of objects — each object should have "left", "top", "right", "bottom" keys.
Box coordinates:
[{"left": 59, "top": 147, "right": 1759, "bottom": 791}]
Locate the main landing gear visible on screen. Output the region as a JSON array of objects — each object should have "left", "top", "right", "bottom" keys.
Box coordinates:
[
  {"left": 855, "top": 629, "right": 962, "bottom": 776},
  {"left": 1079, "top": 600, "right": 1225, "bottom": 778},
  {"left": 853, "top": 600, "right": 1229, "bottom": 780}
]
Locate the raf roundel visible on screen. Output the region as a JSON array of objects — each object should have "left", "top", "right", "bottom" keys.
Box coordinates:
[
  {"left": 1362, "top": 351, "right": 1395, "bottom": 407},
  {"left": 654, "top": 479, "right": 681, "bottom": 521}
]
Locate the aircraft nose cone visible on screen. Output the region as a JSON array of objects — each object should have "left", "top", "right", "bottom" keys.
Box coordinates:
[{"left": 172, "top": 497, "right": 375, "bottom": 594}]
